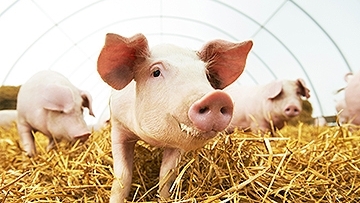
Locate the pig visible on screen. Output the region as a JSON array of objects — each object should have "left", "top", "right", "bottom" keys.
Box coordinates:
[
  {"left": 335, "top": 72, "right": 354, "bottom": 124},
  {"left": 225, "top": 79, "right": 310, "bottom": 133},
  {"left": 16, "top": 70, "right": 95, "bottom": 156},
  {"left": 0, "top": 109, "right": 17, "bottom": 130},
  {"left": 344, "top": 71, "right": 360, "bottom": 125},
  {"left": 335, "top": 98, "right": 350, "bottom": 124},
  {"left": 97, "top": 33, "right": 253, "bottom": 202}
]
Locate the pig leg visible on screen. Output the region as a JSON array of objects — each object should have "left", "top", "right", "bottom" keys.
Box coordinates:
[
  {"left": 17, "top": 123, "right": 36, "bottom": 156},
  {"left": 110, "top": 127, "right": 137, "bottom": 203},
  {"left": 158, "top": 147, "right": 182, "bottom": 198},
  {"left": 47, "top": 137, "right": 61, "bottom": 151}
]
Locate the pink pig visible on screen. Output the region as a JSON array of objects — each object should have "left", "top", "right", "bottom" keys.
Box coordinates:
[
  {"left": 344, "top": 71, "right": 360, "bottom": 125},
  {"left": 335, "top": 72, "right": 354, "bottom": 124},
  {"left": 97, "top": 33, "right": 253, "bottom": 202},
  {"left": 225, "top": 79, "right": 310, "bottom": 132},
  {"left": 16, "top": 70, "right": 94, "bottom": 156}
]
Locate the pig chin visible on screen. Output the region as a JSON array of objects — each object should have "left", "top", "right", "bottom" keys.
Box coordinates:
[{"left": 178, "top": 122, "right": 217, "bottom": 140}]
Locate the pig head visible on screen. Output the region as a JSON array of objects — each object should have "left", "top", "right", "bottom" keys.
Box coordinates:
[
  {"left": 225, "top": 79, "right": 310, "bottom": 133},
  {"left": 97, "top": 33, "right": 252, "bottom": 202},
  {"left": 16, "top": 70, "right": 94, "bottom": 157}
]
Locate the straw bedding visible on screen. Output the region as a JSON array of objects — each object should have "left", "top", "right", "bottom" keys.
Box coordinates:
[{"left": 1, "top": 122, "right": 360, "bottom": 202}]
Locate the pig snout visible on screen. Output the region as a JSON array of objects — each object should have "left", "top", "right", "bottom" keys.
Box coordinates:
[
  {"left": 284, "top": 105, "right": 301, "bottom": 117},
  {"left": 188, "top": 90, "right": 233, "bottom": 132}
]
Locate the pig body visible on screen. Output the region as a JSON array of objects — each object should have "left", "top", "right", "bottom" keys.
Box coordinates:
[
  {"left": 344, "top": 71, "right": 360, "bottom": 125},
  {"left": 335, "top": 98, "right": 350, "bottom": 124},
  {"left": 97, "top": 33, "right": 252, "bottom": 202},
  {"left": 225, "top": 79, "right": 310, "bottom": 132},
  {"left": 0, "top": 110, "right": 17, "bottom": 130},
  {"left": 91, "top": 105, "right": 110, "bottom": 131},
  {"left": 16, "top": 70, "right": 94, "bottom": 156},
  {"left": 334, "top": 72, "right": 353, "bottom": 124}
]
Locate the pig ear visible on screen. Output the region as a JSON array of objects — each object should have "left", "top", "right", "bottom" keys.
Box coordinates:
[
  {"left": 41, "top": 84, "right": 75, "bottom": 112},
  {"left": 265, "top": 81, "right": 283, "bottom": 99},
  {"left": 198, "top": 39, "right": 253, "bottom": 89},
  {"left": 80, "top": 90, "right": 95, "bottom": 117},
  {"left": 344, "top": 72, "right": 353, "bottom": 83},
  {"left": 97, "top": 33, "right": 150, "bottom": 90},
  {"left": 296, "top": 78, "right": 310, "bottom": 98}
]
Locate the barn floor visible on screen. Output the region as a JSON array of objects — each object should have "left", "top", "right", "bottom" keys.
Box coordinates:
[{"left": 1, "top": 122, "right": 360, "bottom": 202}]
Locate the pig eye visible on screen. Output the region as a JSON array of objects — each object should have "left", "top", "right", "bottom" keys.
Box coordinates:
[{"left": 152, "top": 69, "right": 161, "bottom": 77}]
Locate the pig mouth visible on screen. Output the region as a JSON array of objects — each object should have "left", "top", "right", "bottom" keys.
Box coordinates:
[
  {"left": 180, "top": 123, "right": 201, "bottom": 137},
  {"left": 178, "top": 122, "right": 217, "bottom": 140}
]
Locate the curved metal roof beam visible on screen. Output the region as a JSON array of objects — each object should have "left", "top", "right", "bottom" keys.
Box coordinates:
[
  {"left": 213, "top": 0, "right": 324, "bottom": 115},
  {"left": 2, "top": 0, "right": 103, "bottom": 84},
  {"left": 48, "top": 15, "right": 270, "bottom": 87},
  {"left": 290, "top": 0, "right": 352, "bottom": 72},
  {"left": 0, "top": 0, "right": 20, "bottom": 19}
]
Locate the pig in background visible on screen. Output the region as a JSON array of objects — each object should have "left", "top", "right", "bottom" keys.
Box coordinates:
[
  {"left": 0, "top": 110, "right": 17, "bottom": 130},
  {"left": 16, "top": 70, "right": 95, "bottom": 157},
  {"left": 225, "top": 78, "right": 310, "bottom": 133},
  {"left": 336, "top": 71, "right": 360, "bottom": 125},
  {"left": 334, "top": 72, "right": 354, "bottom": 124},
  {"left": 97, "top": 33, "right": 253, "bottom": 202}
]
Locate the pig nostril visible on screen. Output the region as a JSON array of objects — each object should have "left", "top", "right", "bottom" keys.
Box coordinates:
[
  {"left": 199, "top": 107, "right": 209, "bottom": 114},
  {"left": 220, "top": 107, "right": 228, "bottom": 115}
]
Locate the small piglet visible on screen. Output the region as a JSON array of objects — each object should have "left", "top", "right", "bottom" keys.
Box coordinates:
[
  {"left": 17, "top": 70, "right": 94, "bottom": 156},
  {"left": 344, "top": 71, "right": 360, "bottom": 125},
  {"left": 97, "top": 33, "right": 253, "bottom": 202},
  {"left": 0, "top": 110, "right": 17, "bottom": 130},
  {"left": 225, "top": 79, "right": 310, "bottom": 132},
  {"left": 335, "top": 72, "right": 354, "bottom": 124}
]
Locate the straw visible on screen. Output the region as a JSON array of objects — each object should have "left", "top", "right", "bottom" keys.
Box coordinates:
[{"left": 1, "top": 123, "right": 360, "bottom": 202}]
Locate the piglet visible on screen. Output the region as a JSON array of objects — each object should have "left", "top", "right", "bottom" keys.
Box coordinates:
[
  {"left": 97, "top": 33, "right": 253, "bottom": 202},
  {"left": 0, "top": 109, "right": 17, "bottom": 130},
  {"left": 16, "top": 70, "right": 94, "bottom": 156},
  {"left": 335, "top": 72, "right": 354, "bottom": 124},
  {"left": 225, "top": 79, "right": 310, "bottom": 132},
  {"left": 344, "top": 71, "right": 360, "bottom": 125}
]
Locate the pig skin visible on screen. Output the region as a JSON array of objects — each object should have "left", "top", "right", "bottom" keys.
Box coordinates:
[{"left": 344, "top": 71, "right": 360, "bottom": 125}]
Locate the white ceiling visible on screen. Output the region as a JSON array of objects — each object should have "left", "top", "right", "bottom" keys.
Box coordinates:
[{"left": 1, "top": 0, "right": 359, "bottom": 123}]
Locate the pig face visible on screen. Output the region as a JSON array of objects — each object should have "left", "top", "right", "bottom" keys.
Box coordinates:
[
  {"left": 133, "top": 45, "right": 235, "bottom": 148},
  {"left": 264, "top": 79, "right": 310, "bottom": 123},
  {"left": 98, "top": 33, "right": 253, "bottom": 151},
  {"left": 40, "top": 84, "right": 93, "bottom": 141}
]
